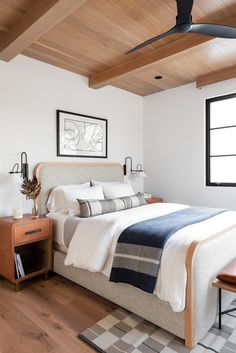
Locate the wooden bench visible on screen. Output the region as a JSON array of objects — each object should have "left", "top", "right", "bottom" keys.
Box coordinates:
[{"left": 212, "top": 259, "right": 236, "bottom": 329}]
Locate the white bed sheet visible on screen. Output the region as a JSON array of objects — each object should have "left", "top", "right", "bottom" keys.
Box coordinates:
[
  {"left": 47, "top": 212, "right": 71, "bottom": 248},
  {"left": 64, "top": 203, "right": 236, "bottom": 312}
]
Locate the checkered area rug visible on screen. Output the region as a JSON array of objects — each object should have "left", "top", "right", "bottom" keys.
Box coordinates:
[{"left": 79, "top": 300, "right": 236, "bottom": 353}]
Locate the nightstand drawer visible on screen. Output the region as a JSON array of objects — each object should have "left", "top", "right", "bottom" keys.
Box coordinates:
[
  {"left": 147, "top": 197, "right": 163, "bottom": 204},
  {"left": 14, "top": 220, "right": 49, "bottom": 245}
]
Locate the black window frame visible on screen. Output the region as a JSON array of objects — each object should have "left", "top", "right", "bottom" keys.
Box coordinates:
[{"left": 206, "top": 92, "right": 236, "bottom": 187}]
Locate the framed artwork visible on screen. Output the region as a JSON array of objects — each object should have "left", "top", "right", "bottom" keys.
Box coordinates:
[{"left": 57, "top": 110, "right": 108, "bottom": 158}]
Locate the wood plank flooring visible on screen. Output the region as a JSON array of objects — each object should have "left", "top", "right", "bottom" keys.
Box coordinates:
[{"left": 0, "top": 273, "right": 117, "bottom": 353}]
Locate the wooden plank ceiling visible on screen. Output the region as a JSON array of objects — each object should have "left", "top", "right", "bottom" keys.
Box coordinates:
[{"left": 0, "top": 0, "right": 236, "bottom": 96}]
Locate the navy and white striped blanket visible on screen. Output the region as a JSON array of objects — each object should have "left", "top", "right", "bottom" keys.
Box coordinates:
[{"left": 109, "top": 207, "right": 227, "bottom": 293}]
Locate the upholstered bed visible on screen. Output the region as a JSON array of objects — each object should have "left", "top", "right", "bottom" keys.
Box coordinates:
[{"left": 35, "top": 162, "right": 236, "bottom": 348}]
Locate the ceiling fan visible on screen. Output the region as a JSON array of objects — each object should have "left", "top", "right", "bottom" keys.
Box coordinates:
[{"left": 127, "top": 0, "right": 236, "bottom": 54}]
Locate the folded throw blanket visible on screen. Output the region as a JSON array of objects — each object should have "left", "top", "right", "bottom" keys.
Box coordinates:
[{"left": 109, "top": 206, "right": 227, "bottom": 293}]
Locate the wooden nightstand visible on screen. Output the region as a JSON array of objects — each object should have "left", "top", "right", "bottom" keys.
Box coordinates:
[
  {"left": 0, "top": 215, "right": 52, "bottom": 291},
  {"left": 147, "top": 197, "right": 163, "bottom": 204}
]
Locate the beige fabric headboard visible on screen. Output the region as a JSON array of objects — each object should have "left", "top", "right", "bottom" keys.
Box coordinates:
[{"left": 34, "top": 162, "right": 124, "bottom": 215}]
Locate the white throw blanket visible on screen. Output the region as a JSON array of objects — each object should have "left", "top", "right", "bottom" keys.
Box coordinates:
[{"left": 65, "top": 203, "right": 236, "bottom": 312}]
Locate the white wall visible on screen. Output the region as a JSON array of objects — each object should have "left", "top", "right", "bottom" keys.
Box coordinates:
[
  {"left": 2, "top": 54, "right": 235, "bottom": 216},
  {"left": 144, "top": 79, "right": 236, "bottom": 210},
  {"left": 0, "top": 55, "right": 143, "bottom": 216}
]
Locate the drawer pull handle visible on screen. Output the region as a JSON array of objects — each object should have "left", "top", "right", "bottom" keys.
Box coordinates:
[{"left": 25, "top": 228, "right": 42, "bottom": 235}]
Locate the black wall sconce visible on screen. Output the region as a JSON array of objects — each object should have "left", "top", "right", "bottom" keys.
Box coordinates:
[
  {"left": 123, "top": 156, "right": 147, "bottom": 177},
  {"left": 9, "top": 152, "right": 29, "bottom": 179}
]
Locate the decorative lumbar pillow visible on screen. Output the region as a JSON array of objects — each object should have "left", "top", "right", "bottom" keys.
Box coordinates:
[
  {"left": 46, "top": 182, "right": 90, "bottom": 213},
  {"left": 78, "top": 193, "right": 147, "bottom": 218},
  {"left": 91, "top": 180, "right": 135, "bottom": 199}
]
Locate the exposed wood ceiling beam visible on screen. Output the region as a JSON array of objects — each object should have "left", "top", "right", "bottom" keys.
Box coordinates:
[
  {"left": 0, "top": 0, "right": 88, "bottom": 62},
  {"left": 196, "top": 66, "right": 236, "bottom": 88},
  {"left": 89, "top": 36, "right": 211, "bottom": 89},
  {"left": 89, "top": 16, "right": 236, "bottom": 89}
]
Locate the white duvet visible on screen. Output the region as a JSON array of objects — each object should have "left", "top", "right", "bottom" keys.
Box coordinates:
[{"left": 64, "top": 203, "right": 236, "bottom": 312}]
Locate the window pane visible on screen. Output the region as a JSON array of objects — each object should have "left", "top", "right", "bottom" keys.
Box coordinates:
[
  {"left": 210, "top": 126, "right": 236, "bottom": 155},
  {"left": 210, "top": 156, "right": 236, "bottom": 183},
  {"left": 210, "top": 97, "right": 236, "bottom": 128}
]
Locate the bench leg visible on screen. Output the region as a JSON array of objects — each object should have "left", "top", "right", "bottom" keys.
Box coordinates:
[{"left": 219, "top": 288, "right": 222, "bottom": 329}]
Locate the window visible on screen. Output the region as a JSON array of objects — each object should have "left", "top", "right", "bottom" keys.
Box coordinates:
[{"left": 206, "top": 93, "right": 236, "bottom": 187}]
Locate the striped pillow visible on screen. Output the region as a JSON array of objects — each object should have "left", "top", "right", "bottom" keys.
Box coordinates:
[{"left": 78, "top": 193, "right": 147, "bottom": 218}]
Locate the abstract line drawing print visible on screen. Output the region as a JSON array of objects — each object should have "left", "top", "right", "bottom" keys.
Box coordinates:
[
  {"left": 61, "top": 118, "right": 103, "bottom": 154},
  {"left": 57, "top": 110, "right": 107, "bottom": 158}
]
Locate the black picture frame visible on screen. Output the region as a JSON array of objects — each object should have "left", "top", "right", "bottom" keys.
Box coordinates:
[{"left": 57, "top": 110, "right": 108, "bottom": 158}]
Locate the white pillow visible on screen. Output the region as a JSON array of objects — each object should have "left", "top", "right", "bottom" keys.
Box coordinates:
[
  {"left": 91, "top": 180, "right": 135, "bottom": 199},
  {"left": 63, "top": 184, "right": 105, "bottom": 216},
  {"left": 92, "top": 180, "right": 119, "bottom": 186},
  {"left": 46, "top": 182, "right": 90, "bottom": 213}
]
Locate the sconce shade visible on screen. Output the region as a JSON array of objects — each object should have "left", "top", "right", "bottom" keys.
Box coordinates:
[
  {"left": 0, "top": 173, "right": 23, "bottom": 216},
  {"left": 5, "top": 173, "right": 22, "bottom": 184},
  {"left": 137, "top": 170, "right": 147, "bottom": 178}
]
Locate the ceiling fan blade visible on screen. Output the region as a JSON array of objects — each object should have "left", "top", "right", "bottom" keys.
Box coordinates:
[
  {"left": 176, "top": 0, "right": 194, "bottom": 24},
  {"left": 126, "top": 26, "right": 178, "bottom": 54},
  {"left": 189, "top": 23, "right": 236, "bottom": 38}
]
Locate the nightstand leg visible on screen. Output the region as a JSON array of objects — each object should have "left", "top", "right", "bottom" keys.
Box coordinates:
[
  {"left": 44, "top": 272, "right": 49, "bottom": 280},
  {"left": 15, "top": 283, "right": 21, "bottom": 292}
]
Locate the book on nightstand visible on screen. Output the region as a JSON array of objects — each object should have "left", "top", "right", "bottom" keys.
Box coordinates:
[
  {"left": 17, "top": 254, "right": 25, "bottom": 277},
  {"left": 14, "top": 252, "right": 26, "bottom": 279},
  {"left": 14, "top": 253, "right": 20, "bottom": 279}
]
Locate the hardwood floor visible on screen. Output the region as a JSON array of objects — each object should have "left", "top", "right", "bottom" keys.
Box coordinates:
[{"left": 0, "top": 273, "right": 117, "bottom": 353}]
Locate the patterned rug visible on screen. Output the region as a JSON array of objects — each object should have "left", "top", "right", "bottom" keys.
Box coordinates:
[{"left": 79, "top": 300, "right": 236, "bottom": 353}]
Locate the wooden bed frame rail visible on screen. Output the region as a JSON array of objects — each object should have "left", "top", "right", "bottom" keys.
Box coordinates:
[{"left": 185, "top": 224, "right": 236, "bottom": 348}]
